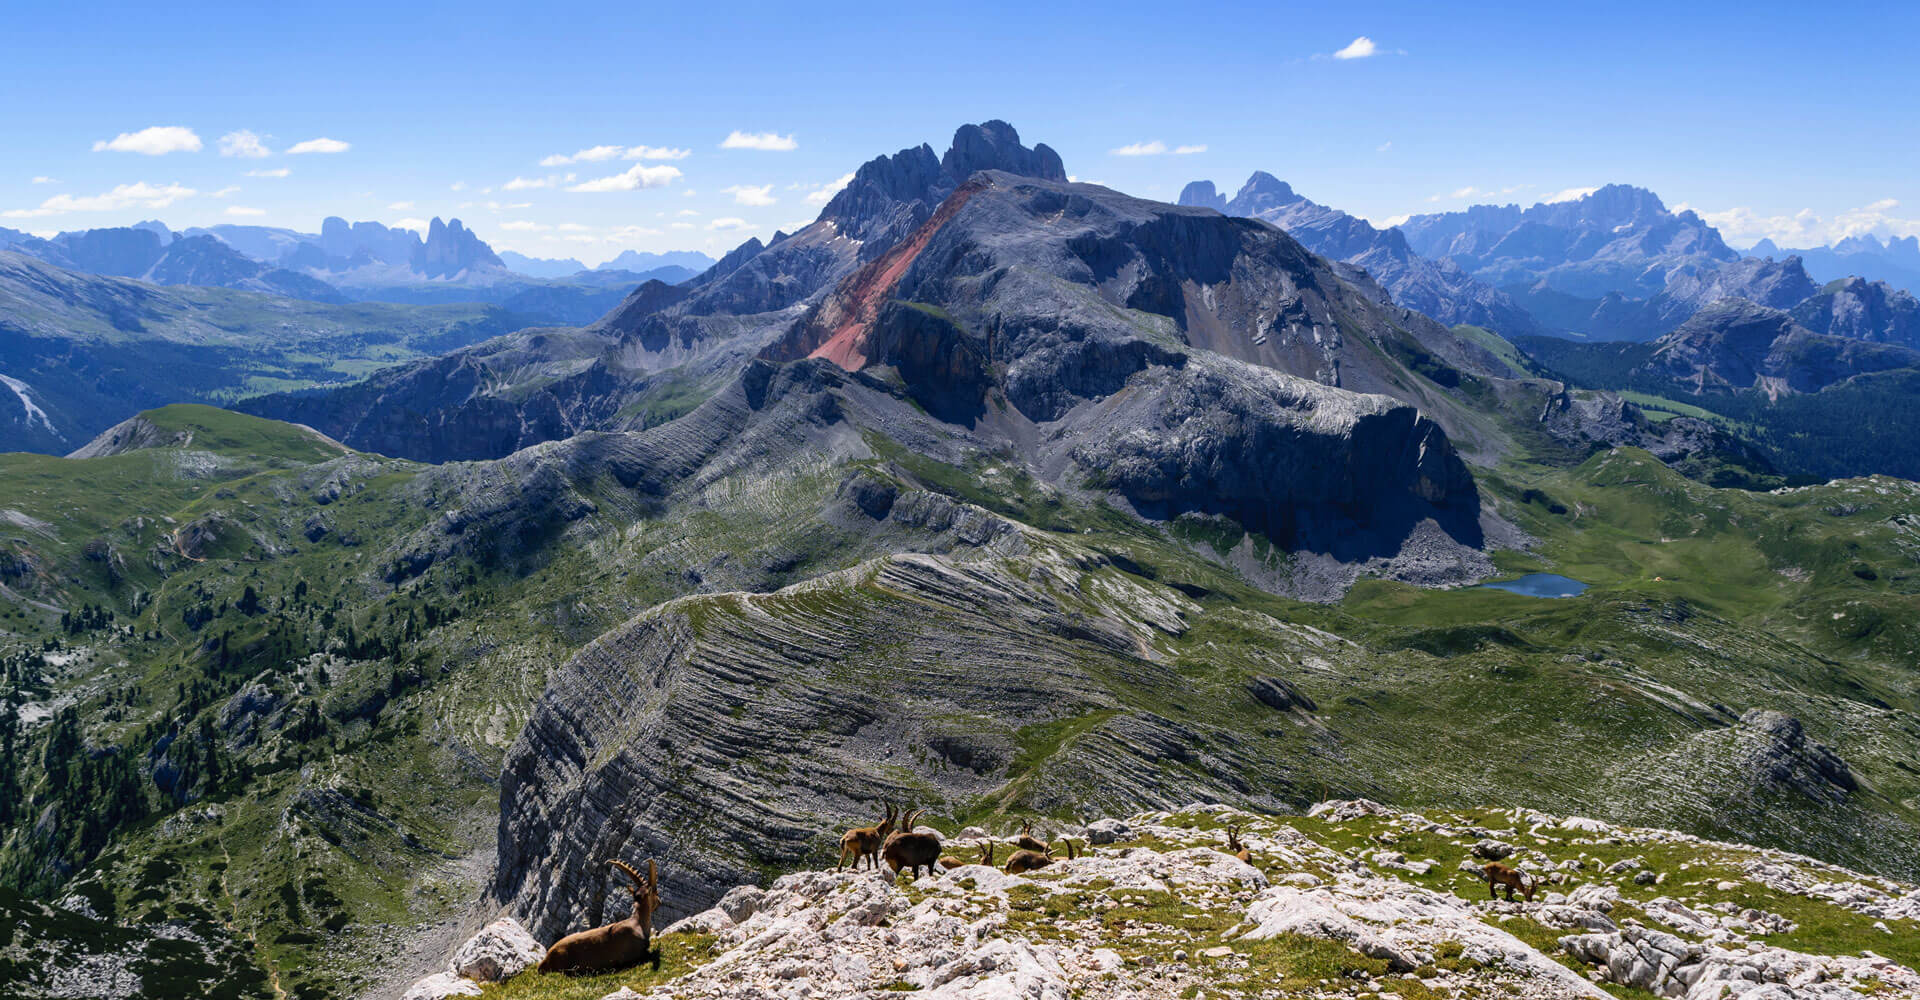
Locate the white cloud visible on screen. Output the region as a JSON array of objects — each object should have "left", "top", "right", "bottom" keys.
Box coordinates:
[
  {"left": 212, "top": 185, "right": 240, "bottom": 198},
  {"left": 624, "top": 145, "right": 689, "bottom": 160},
  {"left": 540, "top": 143, "right": 692, "bottom": 166},
  {"left": 93, "top": 126, "right": 202, "bottom": 155},
  {"left": 557, "top": 223, "right": 590, "bottom": 232},
  {"left": 670, "top": 222, "right": 695, "bottom": 230},
  {"left": 1543, "top": 186, "right": 1598, "bottom": 204},
  {"left": 225, "top": 205, "right": 267, "bottom": 217},
  {"left": 1428, "top": 184, "right": 1525, "bottom": 204},
  {"left": 246, "top": 167, "right": 290, "bottom": 178},
  {"left": 1700, "top": 199, "right": 1920, "bottom": 248},
  {"left": 720, "top": 130, "right": 797, "bottom": 151},
  {"left": 501, "top": 220, "right": 550, "bottom": 231},
  {"left": 568, "top": 163, "right": 683, "bottom": 193},
  {"left": 504, "top": 175, "right": 557, "bottom": 190},
  {"left": 1376, "top": 141, "right": 1393, "bottom": 152},
  {"left": 1172, "top": 144, "right": 1207, "bottom": 155},
  {"left": 31, "top": 176, "right": 58, "bottom": 185},
  {"left": 803, "top": 172, "right": 855, "bottom": 206},
  {"left": 1332, "top": 36, "right": 1378, "bottom": 59},
  {"left": 723, "top": 183, "right": 776, "bottom": 207},
  {"left": 450, "top": 181, "right": 467, "bottom": 192},
  {"left": 286, "top": 137, "right": 350, "bottom": 154},
  {"left": 1110, "top": 141, "right": 1167, "bottom": 156},
  {"left": 707, "top": 217, "right": 751, "bottom": 230},
  {"left": 3, "top": 181, "right": 196, "bottom": 218},
  {"left": 218, "top": 130, "right": 272, "bottom": 158},
  {"left": 676, "top": 208, "right": 701, "bottom": 217},
  {"left": 392, "top": 217, "right": 429, "bottom": 231},
  {"left": 387, "top": 200, "right": 415, "bottom": 210},
  {"left": 540, "top": 144, "right": 623, "bottom": 166}
]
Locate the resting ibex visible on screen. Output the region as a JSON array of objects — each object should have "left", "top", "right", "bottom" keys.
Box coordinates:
[
  {"left": 882, "top": 808, "right": 944, "bottom": 879},
  {"left": 1225, "top": 823, "right": 1251, "bottom": 863},
  {"left": 838, "top": 803, "right": 897, "bottom": 871},
  {"left": 1004, "top": 838, "right": 1076, "bottom": 875},
  {"left": 537, "top": 859, "right": 660, "bottom": 974},
  {"left": 940, "top": 840, "right": 993, "bottom": 871},
  {"left": 1481, "top": 861, "right": 1541, "bottom": 902},
  {"left": 1014, "top": 820, "right": 1048, "bottom": 854}
]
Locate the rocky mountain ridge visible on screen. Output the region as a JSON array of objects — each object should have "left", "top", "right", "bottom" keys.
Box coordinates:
[
  {"left": 405, "top": 801, "right": 1920, "bottom": 1000},
  {"left": 1399, "top": 184, "right": 1739, "bottom": 300},
  {"left": 1181, "top": 172, "right": 1540, "bottom": 336}
]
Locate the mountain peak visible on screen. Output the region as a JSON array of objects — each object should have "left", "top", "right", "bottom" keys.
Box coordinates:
[
  {"left": 1226, "top": 172, "right": 1304, "bottom": 216},
  {"left": 412, "top": 216, "right": 502, "bottom": 278},
  {"left": 818, "top": 121, "right": 1065, "bottom": 253},
  {"left": 1177, "top": 180, "right": 1226, "bottom": 212},
  {"left": 940, "top": 120, "right": 1065, "bottom": 184}
]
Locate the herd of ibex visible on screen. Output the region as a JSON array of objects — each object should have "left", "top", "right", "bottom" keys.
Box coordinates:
[{"left": 535, "top": 810, "right": 1549, "bottom": 975}]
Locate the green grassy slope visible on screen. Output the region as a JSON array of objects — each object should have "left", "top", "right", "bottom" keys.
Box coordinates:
[{"left": 0, "top": 403, "right": 1917, "bottom": 997}]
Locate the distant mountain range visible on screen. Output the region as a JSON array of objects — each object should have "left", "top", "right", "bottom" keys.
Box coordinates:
[
  {"left": 0, "top": 218, "right": 712, "bottom": 326},
  {"left": 1179, "top": 173, "right": 1540, "bottom": 334},
  {"left": 0, "top": 249, "right": 525, "bottom": 452},
  {"left": 1751, "top": 233, "right": 1920, "bottom": 295}
]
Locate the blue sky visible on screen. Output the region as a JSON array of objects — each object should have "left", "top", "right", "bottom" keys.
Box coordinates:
[{"left": 4, "top": 0, "right": 1916, "bottom": 264}]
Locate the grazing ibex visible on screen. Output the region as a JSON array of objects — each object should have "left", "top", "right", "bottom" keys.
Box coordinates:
[
  {"left": 1481, "top": 861, "right": 1541, "bottom": 902},
  {"left": 537, "top": 859, "right": 660, "bottom": 974},
  {"left": 1225, "top": 823, "right": 1251, "bottom": 864},
  {"left": 882, "top": 808, "right": 945, "bottom": 879},
  {"left": 940, "top": 840, "right": 993, "bottom": 871},
  {"left": 1014, "top": 820, "right": 1048, "bottom": 854},
  {"left": 838, "top": 803, "right": 897, "bottom": 871},
  {"left": 1004, "top": 838, "right": 1076, "bottom": 875}
]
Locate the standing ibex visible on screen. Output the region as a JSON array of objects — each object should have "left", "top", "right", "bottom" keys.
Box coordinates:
[
  {"left": 1014, "top": 820, "right": 1048, "bottom": 854},
  {"left": 838, "top": 803, "right": 897, "bottom": 871},
  {"left": 1225, "top": 823, "right": 1251, "bottom": 863},
  {"left": 940, "top": 840, "right": 993, "bottom": 871},
  {"left": 882, "top": 808, "right": 944, "bottom": 879},
  {"left": 537, "top": 859, "right": 660, "bottom": 974},
  {"left": 1481, "top": 861, "right": 1542, "bottom": 902},
  {"left": 1004, "top": 838, "right": 1076, "bottom": 875}
]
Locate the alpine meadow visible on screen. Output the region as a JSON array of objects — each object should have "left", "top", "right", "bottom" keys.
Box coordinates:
[{"left": 4, "top": 4, "right": 1920, "bottom": 999}]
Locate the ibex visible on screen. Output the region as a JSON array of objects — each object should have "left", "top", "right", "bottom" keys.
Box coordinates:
[
  {"left": 1225, "top": 823, "right": 1251, "bottom": 864},
  {"left": 1004, "top": 838, "right": 1076, "bottom": 875},
  {"left": 1481, "top": 861, "right": 1541, "bottom": 902},
  {"left": 1014, "top": 820, "right": 1048, "bottom": 854},
  {"left": 537, "top": 859, "right": 660, "bottom": 974},
  {"left": 940, "top": 840, "right": 993, "bottom": 871},
  {"left": 838, "top": 802, "right": 897, "bottom": 871},
  {"left": 881, "top": 808, "right": 944, "bottom": 879}
]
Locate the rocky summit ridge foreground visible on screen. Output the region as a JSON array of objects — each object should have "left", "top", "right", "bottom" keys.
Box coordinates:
[{"left": 399, "top": 801, "right": 1920, "bottom": 1000}]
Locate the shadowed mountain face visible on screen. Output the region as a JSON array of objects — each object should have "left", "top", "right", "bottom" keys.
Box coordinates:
[
  {"left": 1181, "top": 172, "right": 1540, "bottom": 336},
  {"left": 1645, "top": 298, "right": 1920, "bottom": 395},
  {"left": 1789, "top": 276, "right": 1920, "bottom": 347}
]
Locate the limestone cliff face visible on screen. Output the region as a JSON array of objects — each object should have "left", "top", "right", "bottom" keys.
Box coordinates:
[{"left": 487, "top": 551, "right": 1287, "bottom": 939}]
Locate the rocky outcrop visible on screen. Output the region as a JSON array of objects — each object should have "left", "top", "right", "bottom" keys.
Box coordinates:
[
  {"left": 413, "top": 218, "right": 505, "bottom": 279},
  {"left": 1733, "top": 709, "right": 1857, "bottom": 801},
  {"left": 1791, "top": 276, "right": 1920, "bottom": 348},
  {"left": 472, "top": 803, "right": 1920, "bottom": 999},
  {"left": 447, "top": 916, "right": 545, "bottom": 982},
  {"left": 487, "top": 551, "right": 1259, "bottom": 940},
  {"left": 1644, "top": 298, "right": 1920, "bottom": 394}
]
